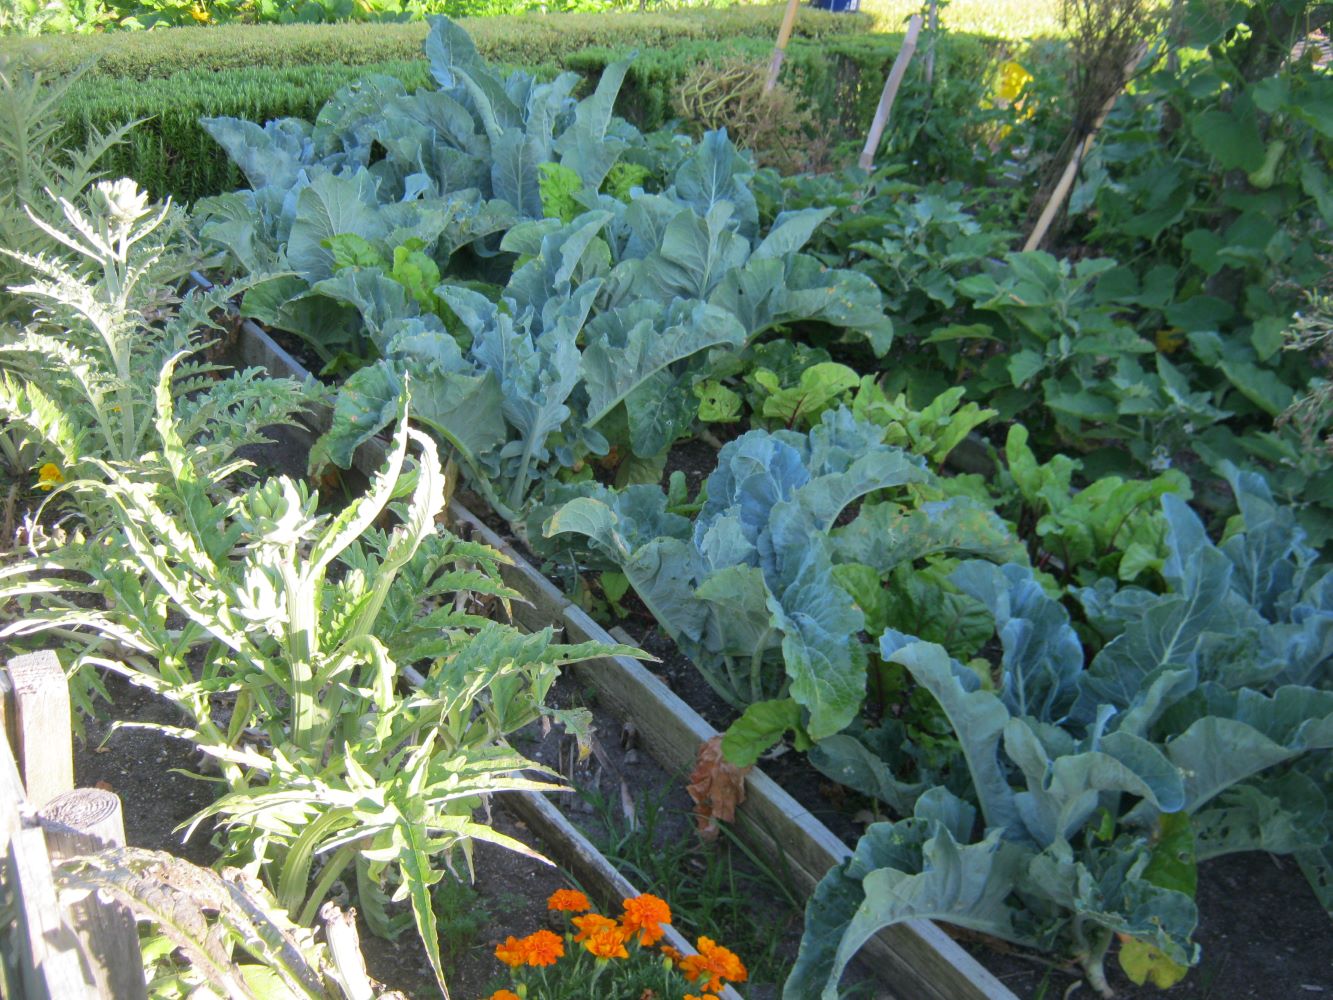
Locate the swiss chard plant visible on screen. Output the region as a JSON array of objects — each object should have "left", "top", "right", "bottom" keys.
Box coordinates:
[
  {"left": 787, "top": 466, "right": 1333, "bottom": 998},
  {"left": 1, "top": 370, "right": 636, "bottom": 996}
]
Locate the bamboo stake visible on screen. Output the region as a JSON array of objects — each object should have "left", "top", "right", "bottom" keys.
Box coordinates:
[
  {"left": 858, "top": 14, "right": 923, "bottom": 171},
  {"left": 764, "top": 0, "right": 803, "bottom": 93},
  {"left": 923, "top": 1, "right": 939, "bottom": 88},
  {"left": 1022, "top": 43, "right": 1148, "bottom": 252}
]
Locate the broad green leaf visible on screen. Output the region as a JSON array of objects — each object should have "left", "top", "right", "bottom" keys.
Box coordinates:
[
  {"left": 694, "top": 379, "right": 742, "bottom": 423},
  {"left": 722, "top": 698, "right": 806, "bottom": 767}
]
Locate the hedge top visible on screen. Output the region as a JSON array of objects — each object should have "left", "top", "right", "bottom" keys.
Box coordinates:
[{"left": 0, "top": 6, "right": 872, "bottom": 78}]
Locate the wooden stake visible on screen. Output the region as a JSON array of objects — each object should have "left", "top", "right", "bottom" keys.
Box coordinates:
[
  {"left": 1022, "top": 43, "right": 1148, "bottom": 252},
  {"left": 5, "top": 651, "right": 73, "bottom": 809},
  {"left": 764, "top": 0, "right": 803, "bottom": 93},
  {"left": 38, "top": 789, "right": 147, "bottom": 1000},
  {"left": 858, "top": 14, "right": 924, "bottom": 171},
  {"left": 923, "top": 1, "right": 939, "bottom": 88}
]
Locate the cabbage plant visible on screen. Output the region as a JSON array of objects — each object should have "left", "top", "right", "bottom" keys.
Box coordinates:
[{"left": 787, "top": 468, "right": 1333, "bottom": 998}]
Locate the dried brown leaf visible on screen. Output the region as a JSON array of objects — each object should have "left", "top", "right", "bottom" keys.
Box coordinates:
[{"left": 685, "top": 735, "right": 752, "bottom": 842}]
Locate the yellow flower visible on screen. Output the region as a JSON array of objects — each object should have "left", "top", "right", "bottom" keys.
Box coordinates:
[
  {"left": 189, "top": 3, "right": 211, "bottom": 22},
  {"left": 996, "top": 60, "right": 1033, "bottom": 104},
  {"left": 36, "top": 463, "right": 63, "bottom": 491}
]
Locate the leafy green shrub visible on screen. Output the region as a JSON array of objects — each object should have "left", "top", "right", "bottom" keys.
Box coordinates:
[
  {"left": 1067, "top": 0, "right": 1333, "bottom": 538},
  {"left": 0, "top": 180, "right": 306, "bottom": 488},
  {"left": 3, "top": 377, "right": 633, "bottom": 994},
  {"left": 0, "top": 58, "right": 137, "bottom": 321}
]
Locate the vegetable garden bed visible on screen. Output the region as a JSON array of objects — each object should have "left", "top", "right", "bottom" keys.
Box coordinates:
[
  {"left": 222, "top": 288, "right": 1016, "bottom": 1000},
  {"left": 7, "top": 4, "right": 1333, "bottom": 997},
  {"left": 230, "top": 311, "right": 1333, "bottom": 1000}
]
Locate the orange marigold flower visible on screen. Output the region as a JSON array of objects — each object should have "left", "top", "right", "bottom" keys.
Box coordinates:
[
  {"left": 519, "top": 929, "right": 564, "bottom": 968},
  {"left": 494, "top": 936, "right": 527, "bottom": 968},
  {"left": 659, "top": 943, "right": 685, "bottom": 966},
  {"left": 582, "top": 924, "right": 630, "bottom": 960},
  {"left": 547, "top": 888, "right": 591, "bottom": 913},
  {"left": 621, "top": 893, "right": 671, "bottom": 946},
  {"left": 681, "top": 937, "right": 748, "bottom": 992},
  {"left": 488, "top": 992, "right": 522, "bottom": 1000},
  {"left": 683, "top": 995, "right": 720, "bottom": 1000},
  {"left": 572, "top": 913, "right": 619, "bottom": 942}
]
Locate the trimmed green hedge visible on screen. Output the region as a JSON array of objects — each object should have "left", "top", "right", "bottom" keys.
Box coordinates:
[
  {"left": 567, "top": 30, "right": 996, "bottom": 136},
  {"left": 22, "top": 10, "right": 999, "bottom": 202},
  {"left": 1, "top": 6, "right": 869, "bottom": 77},
  {"left": 62, "top": 59, "right": 445, "bottom": 203}
]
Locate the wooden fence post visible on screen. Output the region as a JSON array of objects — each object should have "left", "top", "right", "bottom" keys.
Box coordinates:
[
  {"left": 8, "top": 826, "right": 89, "bottom": 1000},
  {"left": 4, "top": 651, "right": 73, "bottom": 809},
  {"left": 39, "top": 789, "right": 148, "bottom": 1000},
  {"left": 858, "top": 14, "right": 924, "bottom": 171}
]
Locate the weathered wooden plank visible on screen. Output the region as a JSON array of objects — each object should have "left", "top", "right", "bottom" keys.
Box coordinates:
[
  {"left": 38, "top": 789, "right": 147, "bottom": 1000},
  {"left": 509, "top": 790, "right": 743, "bottom": 1000},
  {"left": 8, "top": 827, "right": 90, "bottom": 1000},
  {"left": 0, "top": 719, "right": 27, "bottom": 843},
  {"left": 5, "top": 652, "right": 73, "bottom": 809}
]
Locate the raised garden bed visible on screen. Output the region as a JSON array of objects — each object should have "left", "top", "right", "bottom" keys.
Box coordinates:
[
  {"left": 225, "top": 293, "right": 1333, "bottom": 1000},
  {"left": 222, "top": 278, "right": 1019, "bottom": 1000}
]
